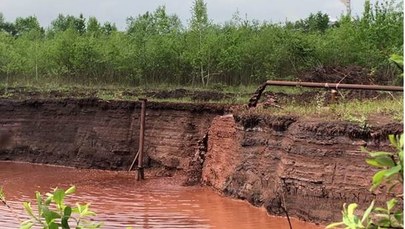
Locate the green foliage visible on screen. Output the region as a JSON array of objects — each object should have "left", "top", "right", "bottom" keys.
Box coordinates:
[
  {"left": 288, "top": 12, "right": 330, "bottom": 33},
  {"left": 327, "top": 134, "right": 404, "bottom": 229},
  {"left": 50, "top": 14, "right": 86, "bottom": 35},
  {"left": 390, "top": 54, "right": 404, "bottom": 69},
  {"left": 0, "top": 186, "right": 5, "bottom": 203},
  {"left": 367, "top": 135, "right": 404, "bottom": 191},
  {"left": 326, "top": 202, "right": 375, "bottom": 229},
  {"left": 390, "top": 54, "right": 404, "bottom": 83},
  {"left": 0, "top": 0, "right": 402, "bottom": 87},
  {"left": 14, "top": 16, "right": 43, "bottom": 37},
  {"left": 20, "top": 186, "right": 102, "bottom": 229}
]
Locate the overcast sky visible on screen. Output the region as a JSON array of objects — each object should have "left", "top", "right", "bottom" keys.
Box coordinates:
[{"left": 1, "top": 0, "right": 381, "bottom": 30}]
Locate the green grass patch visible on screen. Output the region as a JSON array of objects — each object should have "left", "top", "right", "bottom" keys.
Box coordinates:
[{"left": 246, "top": 97, "right": 403, "bottom": 123}]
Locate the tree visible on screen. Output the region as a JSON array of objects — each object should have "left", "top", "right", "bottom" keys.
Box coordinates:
[
  {"left": 152, "top": 6, "right": 182, "bottom": 35},
  {"left": 292, "top": 12, "right": 330, "bottom": 33},
  {"left": 0, "top": 13, "right": 17, "bottom": 36},
  {"left": 50, "top": 14, "right": 86, "bottom": 34},
  {"left": 189, "top": 0, "right": 211, "bottom": 86},
  {"left": 14, "top": 16, "right": 43, "bottom": 37},
  {"left": 87, "top": 17, "right": 101, "bottom": 36},
  {"left": 0, "top": 0, "right": 402, "bottom": 87},
  {"left": 100, "top": 22, "right": 117, "bottom": 35},
  {"left": 126, "top": 6, "right": 183, "bottom": 84},
  {"left": 0, "top": 33, "right": 21, "bottom": 79},
  {"left": 0, "top": 13, "right": 5, "bottom": 33},
  {"left": 307, "top": 12, "right": 330, "bottom": 33}
]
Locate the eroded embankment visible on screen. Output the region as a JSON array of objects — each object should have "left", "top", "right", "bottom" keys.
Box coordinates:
[
  {"left": 202, "top": 114, "right": 403, "bottom": 223},
  {"left": 0, "top": 98, "right": 402, "bottom": 224},
  {"left": 0, "top": 98, "right": 226, "bottom": 174}
]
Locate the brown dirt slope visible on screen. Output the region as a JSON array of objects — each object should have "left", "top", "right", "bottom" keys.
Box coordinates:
[
  {"left": 202, "top": 114, "right": 403, "bottom": 223},
  {"left": 0, "top": 98, "right": 225, "bottom": 173}
]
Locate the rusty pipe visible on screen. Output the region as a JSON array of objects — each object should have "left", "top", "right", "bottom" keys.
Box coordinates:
[{"left": 248, "top": 80, "right": 403, "bottom": 108}]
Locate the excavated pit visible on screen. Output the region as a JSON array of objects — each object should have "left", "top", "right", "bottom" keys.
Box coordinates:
[{"left": 0, "top": 98, "right": 402, "bottom": 224}]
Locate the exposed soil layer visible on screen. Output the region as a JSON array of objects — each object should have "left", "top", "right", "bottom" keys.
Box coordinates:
[
  {"left": 202, "top": 114, "right": 403, "bottom": 223},
  {"left": 0, "top": 98, "right": 402, "bottom": 224},
  {"left": 0, "top": 98, "right": 226, "bottom": 173}
]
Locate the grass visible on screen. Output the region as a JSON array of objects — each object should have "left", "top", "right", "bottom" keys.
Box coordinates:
[
  {"left": 0, "top": 82, "right": 402, "bottom": 123},
  {"left": 239, "top": 97, "right": 404, "bottom": 123}
]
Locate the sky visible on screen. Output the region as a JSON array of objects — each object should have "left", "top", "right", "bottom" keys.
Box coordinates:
[{"left": 0, "top": 0, "right": 380, "bottom": 30}]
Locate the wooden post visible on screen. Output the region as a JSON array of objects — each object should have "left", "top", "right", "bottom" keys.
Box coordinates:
[
  {"left": 331, "top": 89, "right": 337, "bottom": 104},
  {"left": 137, "top": 98, "right": 147, "bottom": 181}
]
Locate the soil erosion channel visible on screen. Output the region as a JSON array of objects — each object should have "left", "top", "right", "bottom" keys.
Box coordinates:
[{"left": 0, "top": 98, "right": 402, "bottom": 226}]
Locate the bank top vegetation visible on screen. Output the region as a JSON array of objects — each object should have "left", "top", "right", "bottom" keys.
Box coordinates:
[{"left": 0, "top": 0, "right": 403, "bottom": 88}]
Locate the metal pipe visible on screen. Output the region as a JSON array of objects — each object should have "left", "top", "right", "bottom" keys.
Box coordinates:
[
  {"left": 248, "top": 80, "right": 403, "bottom": 108},
  {"left": 264, "top": 80, "right": 403, "bottom": 91},
  {"left": 137, "top": 98, "right": 147, "bottom": 181}
]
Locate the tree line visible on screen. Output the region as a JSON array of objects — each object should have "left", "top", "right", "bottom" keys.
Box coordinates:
[{"left": 0, "top": 0, "right": 403, "bottom": 87}]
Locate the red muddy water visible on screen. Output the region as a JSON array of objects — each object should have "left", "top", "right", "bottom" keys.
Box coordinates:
[{"left": 0, "top": 161, "right": 322, "bottom": 229}]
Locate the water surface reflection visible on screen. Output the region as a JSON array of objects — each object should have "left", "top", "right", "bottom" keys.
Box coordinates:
[{"left": 0, "top": 162, "right": 322, "bottom": 229}]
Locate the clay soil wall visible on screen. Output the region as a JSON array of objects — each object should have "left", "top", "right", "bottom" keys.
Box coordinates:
[
  {"left": 202, "top": 114, "right": 403, "bottom": 223},
  {"left": 0, "top": 98, "right": 225, "bottom": 171}
]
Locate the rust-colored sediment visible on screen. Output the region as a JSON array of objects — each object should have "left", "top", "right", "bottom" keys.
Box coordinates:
[
  {"left": 0, "top": 98, "right": 225, "bottom": 172},
  {"left": 0, "top": 98, "right": 402, "bottom": 224},
  {"left": 202, "top": 114, "right": 402, "bottom": 223}
]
